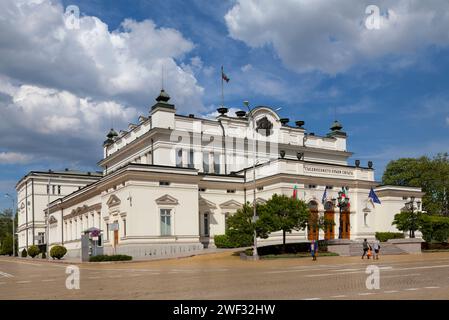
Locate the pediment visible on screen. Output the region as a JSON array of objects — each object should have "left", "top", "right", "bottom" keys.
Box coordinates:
[
  {"left": 155, "top": 194, "right": 179, "bottom": 205},
  {"left": 49, "top": 216, "right": 58, "bottom": 224},
  {"left": 106, "top": 195, "right": 121, "bottom": 207},
  {"left": 219, "top": 199, "right": 243, "bottom": 209},
  {"left": 199, "top": 197, "right": 216, "bottom": 209}
]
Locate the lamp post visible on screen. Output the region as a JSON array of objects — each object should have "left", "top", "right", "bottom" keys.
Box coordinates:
[
  {"left": 45, "top": 177, "right": 51, "bottom": 259},
  {"left": 405, "top": 196, "right": 419, "bottom": 238},
  {"left": 4, "top": 193, "right": 16, "bottom": 257},
  {"left": 244, "top": 100, "right": 259, "bottom": 260}
]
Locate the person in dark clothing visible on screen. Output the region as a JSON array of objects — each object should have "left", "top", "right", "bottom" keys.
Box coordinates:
[{"left": 362, "top": 239, "right": 369, "bottom": 259}]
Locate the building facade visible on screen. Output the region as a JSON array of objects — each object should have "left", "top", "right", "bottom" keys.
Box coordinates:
[
  {"left": 16, "top": 170, "right": 102, "bottom": 252},
  {"left": 17, "top": 90, "right": 424, "bottom": 259}
]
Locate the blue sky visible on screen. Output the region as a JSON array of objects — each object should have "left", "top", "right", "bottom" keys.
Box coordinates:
[{"left": 1, "top": 0, "right": 449, "bottom": 211}]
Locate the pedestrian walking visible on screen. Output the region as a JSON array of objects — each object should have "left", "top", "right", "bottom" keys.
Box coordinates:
[
  {"left": 362, "top": 239, "right": 369, "bottom": 259},
  {"left": 373, "top": 240, "right": 380, "bottom": 260},
  {"left": 310, "top": 240, "right": 318, "bottom": 261}
]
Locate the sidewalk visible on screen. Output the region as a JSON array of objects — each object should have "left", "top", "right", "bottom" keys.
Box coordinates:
[{"left": 1, "top": 247, "right": 241, "bottom": 265}]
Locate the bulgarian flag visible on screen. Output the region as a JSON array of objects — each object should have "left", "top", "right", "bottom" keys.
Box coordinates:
[
  {"left": 292, "top": 185, "right": 298, "bottom": 199},
  {"left": 221, "top": 66, "right": 230, "bottom": 82},
  {"left": 341, "top": 187, "right": 350, "bottom": 210}
]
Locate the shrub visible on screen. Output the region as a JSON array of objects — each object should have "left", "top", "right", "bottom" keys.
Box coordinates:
[
  {"left": 50, "top": 245, "right": 67, "bottom": 260},
  {"left": 214, "top": 233, "right": 252, "bottom": 248},
  {"left": 21, "top": 248, "right": 27, "bottom": 258},
  {"left": 375, "top": 232, "right": 405, "bottom": 242},
  {"left": 28, "top": 245, "right": 40, "bottom": 258},
  {"left": 89, "top": 254, "right": 132, "bottom": 262}
]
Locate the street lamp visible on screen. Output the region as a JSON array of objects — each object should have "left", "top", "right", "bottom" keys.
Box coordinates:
[
  {"left": 4, "top": 193, "right": 16, "bottom": 257},
  {"left": 405, "top": 196, "right": 419, "bottom": 238},
  {"left": 45, "top": 177, "right": 51, "bottom": 259},
  {"left": 243, "top": 100, "right": 259, "bottom": 260}
]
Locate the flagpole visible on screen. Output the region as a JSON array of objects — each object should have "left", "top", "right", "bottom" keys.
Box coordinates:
[{"left": 221, "top": 66, "right": 224, "bottom": 107}]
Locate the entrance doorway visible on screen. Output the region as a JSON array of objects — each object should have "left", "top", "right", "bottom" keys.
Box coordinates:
[
  {"left": 308, "top": 201, "right": 319, "bottom": 240},
  {"left": 324, "top": 201, "right": 335, "bottom": 240},
  {"left": 340, "top": 210, "right": 350, "bottom": 239}
]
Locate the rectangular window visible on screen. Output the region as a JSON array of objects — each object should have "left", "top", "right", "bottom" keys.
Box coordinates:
[
  {"left": 106, "top": 223, "right": 109, "bottom": 241},
  {"left": 159, "top": 181, "right": 170, "bottom": 186},
  {"left": 38, "top": 232, "right": 45, "bottom": 245},
  {"left": 188, "top": 149, "right": 194, "bottom": 168},
  {"left": 58, "top": 185, "right": 61, "bottom": 195},
  {"left": 47, "top": 185, "right": 50, "bottom": 194},
  {"left": 160, "top": 209, "right": 172, "bottom": 236},
  {"left": 52, "top": 185, "right": 55, "bottom": 195},
  {"left": 199, "top": 188, "right": 206, "bottom": 192},
  {"left": 227, "top": 189, "right": 236, "bottom": 194},
  {"left": 203, "top": 213, "right": 209, "bottom": 236},
  {"left": 257, "top": 186, "right": 264, "bottom": 191},
  {"left": 123, "top": 220, "right": 126, "bottom": 237},
  {"left": 213, "top": 153, "right": 220, "bottom": 174},
  {"left": 203, "top": 151, "right": 209, "bottom": 173},
  {"left": 176, "top": 149, "right": 183, "bottom": 167}
]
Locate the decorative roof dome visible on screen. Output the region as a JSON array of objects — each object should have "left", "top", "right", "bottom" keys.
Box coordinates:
[
  {"left": 107, "top": 128, "right": 118, "bottom": 139},
  {"left": 330, "top": 120, "right": 343, "bottom": 131},
  {"left": 327, "top": 120, "right": 346, "bottom": 138},
  {"left": 155, "top": 89, "right": 170, "bottom": 103},
  {"left": 104, "top": 128, "right": 118, "bottom": 147}
]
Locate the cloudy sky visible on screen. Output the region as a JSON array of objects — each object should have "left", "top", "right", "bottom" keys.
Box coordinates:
[{"left": 1, "top": 0, "right": 449, "bottom": 210}]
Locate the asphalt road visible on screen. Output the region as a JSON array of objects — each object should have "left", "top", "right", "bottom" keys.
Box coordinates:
[{"left": 1, "top": 252, "right": 449, "bottom": 300}]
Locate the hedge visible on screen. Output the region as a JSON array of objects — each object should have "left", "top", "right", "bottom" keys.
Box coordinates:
[
  {"left": 245, "top": 241, "right": 328, "bottom": 256},
  {"left": 214, "top": 233, "right": 253, "bottom": 248},
  {"left": 89, "top": 254, "right": 132, "bottom": 262},
  {"left": 50, "top": 245, "right": 67, "bottom": 260},
  {"left": 375, "top": 232, "right": 405, "bottom": 242}
]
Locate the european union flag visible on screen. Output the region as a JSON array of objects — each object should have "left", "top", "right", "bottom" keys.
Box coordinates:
[{"left": 369, "top": 187, "right": 381, "bottom": 205}]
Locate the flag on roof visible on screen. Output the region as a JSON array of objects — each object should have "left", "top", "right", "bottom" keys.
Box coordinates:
[
  {"left": 221, "top": 66, "right": 230, "bottom": 82},
  {"left": 292, "top": 185, "right": 298, "bottom": 199}
]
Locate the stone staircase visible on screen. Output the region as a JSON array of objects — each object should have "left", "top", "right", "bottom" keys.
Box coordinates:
[{"left": 349, "top": 241, "right": 407, "bottom": 256}]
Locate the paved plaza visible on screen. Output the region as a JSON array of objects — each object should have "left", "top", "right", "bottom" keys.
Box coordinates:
[{"left": 1, "top": 252, "right": 449, "bottom": 300}]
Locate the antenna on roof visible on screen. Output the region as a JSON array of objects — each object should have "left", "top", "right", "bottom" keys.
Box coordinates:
[{"left": 161, "top": 63, "right": 165, "bottom": 91}]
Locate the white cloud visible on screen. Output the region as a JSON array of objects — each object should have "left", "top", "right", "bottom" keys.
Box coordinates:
[
  {"left": 0, "top": 0, "right": 207, "bottom": 168},
  {"left": 0, "top": 152, "right": 32, "bottom": 164},
  {"left": 0, "top": 0, "right": 204, "bottom": 112},
  {"left": 225, "top": 0, "right": 449, "bottom": 74}
]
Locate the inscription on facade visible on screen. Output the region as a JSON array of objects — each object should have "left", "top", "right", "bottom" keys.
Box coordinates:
[{"left": 304, "top": 165, "right": 354, "bottom": 177}]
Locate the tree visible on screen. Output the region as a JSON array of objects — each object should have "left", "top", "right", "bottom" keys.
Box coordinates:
[
  {"left": 392, "top": 211, "right": 422, "bottom": 238},
  {"left": 223, "top": 203, "right": 274, "bottom": 248},
  {"left": 419, "top": 215, "right": 449, "bottom": 243},
  {"left": 262, "top": 194, "right": 309, "bottom": 251},
  {"left": 0, "top": 208, "right": 16, "bottom": 256},
  {"left": 382, "top": 154, "right": 449, "bottom": 216},
  {"left": 0, "top": 234, "right": 13, "bottom": 255}
]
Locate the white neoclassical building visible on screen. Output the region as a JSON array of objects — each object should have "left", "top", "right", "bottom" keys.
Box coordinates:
[{"left": 17, "top": 90, "right": 423, "bottom": 259}]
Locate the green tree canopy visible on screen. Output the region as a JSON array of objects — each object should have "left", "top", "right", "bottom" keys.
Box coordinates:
[
  {"left": 382, "top": 153, "right": 449, "bottom": 215},
  {"left": 262, "top": 194, "right": 310, "bottom": 247}
]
